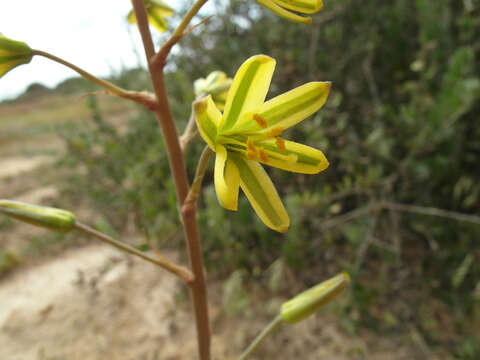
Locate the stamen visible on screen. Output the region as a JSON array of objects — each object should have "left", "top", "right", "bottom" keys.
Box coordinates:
[
  {"left": 276, "top": 137, "right": 286, "bottom": 152},
  {"left": 247, "top": 138, "right": 257, "bottom": 152},
  {"left": 253, "top": 114, "right": 268, "bottom": 129},
  {"left": 259, "top": 148, "right": 269, "bottom": 162},
  {"left": 267, "top": 126, "right": 284, "bottom": 137}
]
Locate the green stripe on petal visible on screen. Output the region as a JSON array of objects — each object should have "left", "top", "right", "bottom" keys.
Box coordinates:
[
  {"left": 151, "top": 0, "right": 174, "bottom": 14},
  {"left": 257, "top": 138, "right": 329, "bottom": 174},
  {"left": 214, "top": 145, "right": 240, "bottom": 211},
  {"left": 148, "top": 13, "right": 168, "bottom": 32},
  {"left": 272, "top": 0, "right": 322, "bottom": 14},
  {"left": 255, "top": 0, "right": 313, "bottom": 23},
  {"left": 230, "top": 153, "right": 290, "bottom": 232},
  {"left": 194, "top": 96, "right": 222, "bottom": 150},
  {"left": 233, "top": 82, "right": 331, "bottom": 134},
  {"left": 221, "top": 55, "right": 276, "bottom": 132}
]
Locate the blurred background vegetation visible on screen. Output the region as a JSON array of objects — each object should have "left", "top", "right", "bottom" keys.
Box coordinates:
[{"left": 2, "top": 0, "right": 479, "bottom": 358}]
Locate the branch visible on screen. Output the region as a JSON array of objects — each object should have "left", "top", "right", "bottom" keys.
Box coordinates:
[
  {"left": 32, "top": 50, "right": 158, "bottom": 109},
  {"left": 381, "top": 202, "right": 480, "bottom": 225},
  {"left": 152, "top": 0, "right": 209, "bottom": 68},
  {"left": 74, "top": 222, "right": 193, "bottom": 283},
  {"left": 182, "top": 146, "right": 213, "bottom": 215},
  {"left": 180, "top": 108, "right": 200, "bottom": 154}
]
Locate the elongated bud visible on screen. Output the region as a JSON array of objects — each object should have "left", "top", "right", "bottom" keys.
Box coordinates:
[
  {"left": 0, "top": 34, "right": 33, "bottom": 78},
  {"left": 281, "top": 272, "right": 350, "bottom": 324},
  {"left": 0, "top": 200, "right": 76, "bottom": 233}
]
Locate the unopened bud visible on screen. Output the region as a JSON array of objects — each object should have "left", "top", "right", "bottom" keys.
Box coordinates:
[
  {"left": 281, "top": 272, "right": 350, "bottom": 324},
  {"left": 0, "top": 34, "right": 33, "bottom": 78},
  {"left": 194, "top": 71, "right": 232, "bottom": 110},
  {"left": 0, "top": 200, "right": 76, "bottom": 233}
]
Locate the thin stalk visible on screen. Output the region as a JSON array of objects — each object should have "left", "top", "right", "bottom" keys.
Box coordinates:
[
  {"left": 238, "top": 315, "right": 283, "bottom": 360},
  {"left": 74, "top": 222, "right": 193, "bottom": 283},
  {"left": 183, "top": 146, "right": 213, "bottom": 211},
  {"left": 131, "top": 1, "right": 211, "bottom": 359},
  {"left": 153, "top": 0, "right": 209, "bottom": 67},
  {"left": 32, "top": 49, "right": 157, "bottom": 108},
  {"left": 180, "top": 106, "right": 198, "bottom": 153}
]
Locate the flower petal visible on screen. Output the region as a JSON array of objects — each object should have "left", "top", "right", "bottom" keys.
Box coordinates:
[
  {"left": 255, "top": 0, "right": 313, "bottom": 23},
  {"left": 272, "top": 0, "right": 322, "bottom": 15},
  {"left": 194, "top": 95, "right": 222, "bottom": 151},
  {"left": 214, "top": 145, "right": 240, "bottom": 211},
  {"left": 229, "top": 153, "right": 290, "bottom": 232},
  {"left": 257, "top": 138, "right": 329, "bottom": 174},
  {"left": 148, "top": 13, "right": 169, "bottom": 32},
  {"left": 150, "top": 0, "right": 174, "bottom": 17},
  {"left": 220, "top": 55, "right": 276, "bottom": 132},
  {"left": 233, "top": 82, "right": 331, "bottom": 134}
]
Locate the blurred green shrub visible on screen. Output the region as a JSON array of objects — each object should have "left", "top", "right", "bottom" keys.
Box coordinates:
[{"left": 56, "top": 0, "right": 479, "bottom": 357}]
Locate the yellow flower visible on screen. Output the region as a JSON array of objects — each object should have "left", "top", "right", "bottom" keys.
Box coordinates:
[
  {"left": 255, "top": 0, "right": 323, "bottom": 24},
  {"left": 281, "top": 272, "right": 350, "bottom": 324},
  {"left": 194, "top": 71, "right": 233, "bottom": 111},
  {"left": 127, "top": 0, "right": 174, "bottom": 33},
  {"left": 194, "top": 55, "right": 330, "bottom": 232},
  {"left": 0, "top": 34, "right": 33, "bottom": 78}
]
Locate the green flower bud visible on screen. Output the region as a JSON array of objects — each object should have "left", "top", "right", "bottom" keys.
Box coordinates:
[
  {"left": 194, "top": 71, "right": 232, "bottom": 111},
  {"left": 0, "top": 34, "right": 33, "bottom": 78},
  {"left": 0, "top": 200, "right": 76, "bottom": 233},
  {"left": 281, "top": 272, "right": 350, "bottom": 324}
]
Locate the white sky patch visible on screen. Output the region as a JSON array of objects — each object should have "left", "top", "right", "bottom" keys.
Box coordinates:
[{"left": 0, "top": 1, "right": 155, "bottom": 100}]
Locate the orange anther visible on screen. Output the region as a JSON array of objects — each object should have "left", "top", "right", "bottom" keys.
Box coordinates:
[
  {"left": 259, "top": 148, "right": 268, "bottom": 162},
  {"left": 276, "top": 137, "right": 286, "bottom": 152},
  {"left": 267, "top": 126, "right": 284, "bottom": 137},
  {"left": 246, "top": 150, "right": 256, "bottom": 160},
  {"left": 247, "top": 138, "right": 256, "bottom": 152},
  {"left": 253, "top": 114, "right": 268, "bottom": 129}
]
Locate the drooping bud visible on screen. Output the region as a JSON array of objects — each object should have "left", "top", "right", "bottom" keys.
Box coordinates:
[
  {"left": 0, "top": 34, "right": 33, "bottom": 78},
  {"left": 0, "top": 200, "right": 76, "bottom": 233},
  {"left": 281, "top": 272, "right": 350, "bottom": 324}
]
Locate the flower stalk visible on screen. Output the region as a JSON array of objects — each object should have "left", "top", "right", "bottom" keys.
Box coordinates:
[
  {"left": 131, "top": 0, "right": 212, "bottom": 359},
  {"left": 74, "top": 222, "right": 194, "bottom": 283},
  {"left": 32, "top": 49, "right": 158, "bottom": 109}
]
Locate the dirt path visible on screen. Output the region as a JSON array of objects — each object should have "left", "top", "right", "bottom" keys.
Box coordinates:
[{"left": 0, "top": 244, "right": 187, "bottom": 360}]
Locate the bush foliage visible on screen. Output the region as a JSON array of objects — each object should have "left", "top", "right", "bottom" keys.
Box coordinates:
[{"left": 56, "top": 0, "right": 479, "bottom": 357}]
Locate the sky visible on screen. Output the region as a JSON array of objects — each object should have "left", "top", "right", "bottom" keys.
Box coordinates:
[{"left": 0, "top": 1, "right": 169, "bottom": 100}]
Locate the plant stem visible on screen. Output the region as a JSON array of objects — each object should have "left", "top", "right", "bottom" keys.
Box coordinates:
[
  {"left": 131, "top": 1, "right": 211, "bottom": 359},
  {"left": 180, "top": 103, "right": 200, "bottom": 153},
  {"left": 74, "top": 222, "right": 193, "bottom": 283},
  {"left": 153, "top": 0, "right": 209, "bottom": 67},
  {"left": 32, "top": 49, "right": 157, "bottom": 108},
  {"left": 238, "top": 315, "right": 283, "bottom": 360},
  {"left": 183, "top": 146, "right": 212, "bottom": 211}
]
